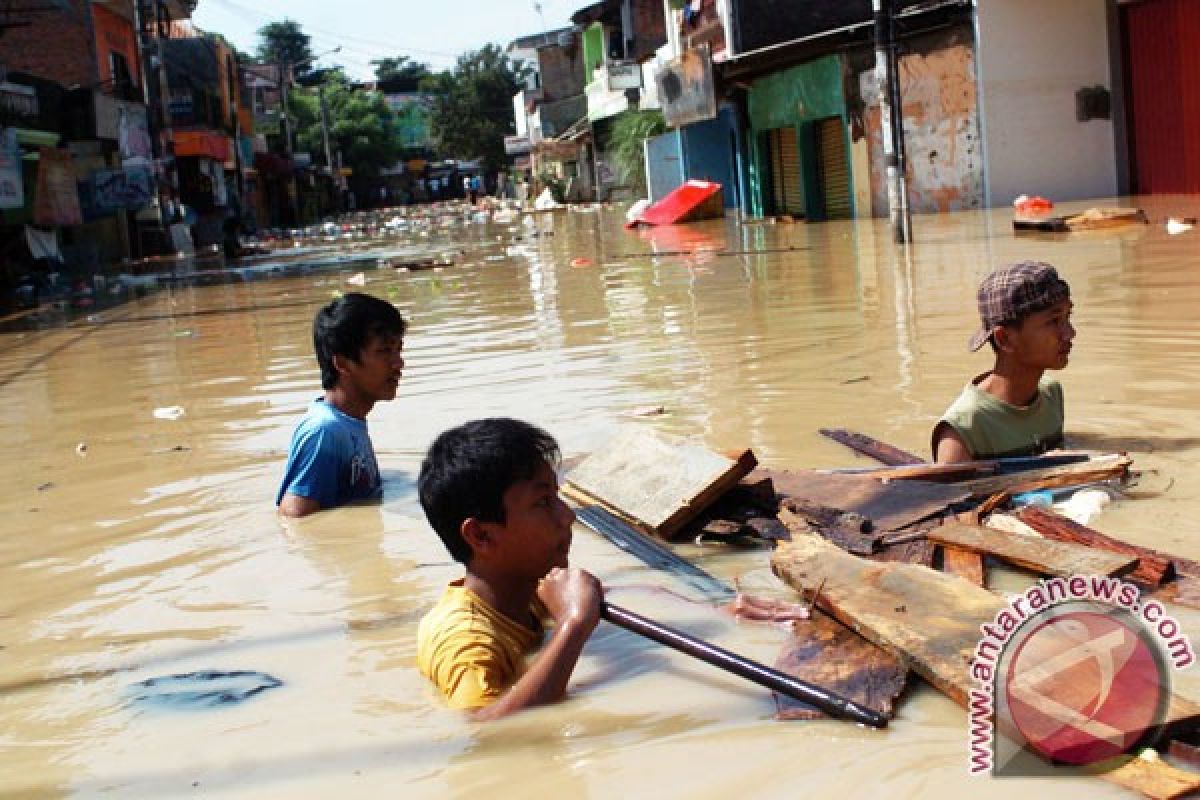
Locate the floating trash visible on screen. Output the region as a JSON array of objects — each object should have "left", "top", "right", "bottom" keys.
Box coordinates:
[
  {"left": 1166, "top": 218, "right": 1194, "bottom": 235},
  {"left": 346, "top": 272, "right": 367, "bottom": 286},
  {"left": 128, "top": 670, "right": 282, "bottom": 710},
  {"left": 153, "top": 406, "right": 185, "bottom": 421}
]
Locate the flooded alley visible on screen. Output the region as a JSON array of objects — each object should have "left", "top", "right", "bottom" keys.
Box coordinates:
[{"left": 2, "top": 200, "right": 1200, "bottom": 798}]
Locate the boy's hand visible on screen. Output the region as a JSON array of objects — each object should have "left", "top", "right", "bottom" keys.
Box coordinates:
[{"left": 538, "top": 567, "right": 603, "bottom": 631}]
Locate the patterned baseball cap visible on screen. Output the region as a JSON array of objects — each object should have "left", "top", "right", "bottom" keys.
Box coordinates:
[{"left": 969, "top": 261, "right": 1071, "bottom": 351}]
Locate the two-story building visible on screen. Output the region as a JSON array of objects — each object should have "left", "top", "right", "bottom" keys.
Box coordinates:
[{"left": 508, "top": 26, "right": 591, "bottom": 201}]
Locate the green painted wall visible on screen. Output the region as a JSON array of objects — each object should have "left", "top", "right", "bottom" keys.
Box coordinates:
[
  {"left": 745, "top": 55, "right": 851, "bottom": 219},
  {"left": 583, "top": 24, "right": 605, "bottom": 86}
]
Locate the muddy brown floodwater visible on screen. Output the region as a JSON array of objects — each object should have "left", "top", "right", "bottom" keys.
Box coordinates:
[{"left": 2, "top": 198, "right": 1198, "bottom": 798}]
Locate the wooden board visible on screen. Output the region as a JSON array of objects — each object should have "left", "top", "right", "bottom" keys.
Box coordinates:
[
  {"left": 818, "top": 428, "right": 924, "bottom": 466},
  {"left": 1104, "top": 755, "right": 1200, "bottom": 800},
  {"left": 770, "top": 534, "right": 1200, "bottom": 729},
  {"left": 1017, "top": 507, "right": 1175, "bottom": 587},
  {"left": 773, "top": 612, "right": 908, "bottom": 720},
  {"left": 953, "top": 454, "right": 1132, "bottom": 499},
  {"left": 930, "top": 522, "right": 1139, "bottom": 578},
  {"left": 940, "top": 544, "right": 986, "bottom": 586},
  {"left": 1013, "top": 207, "right": 1148, "bottom": 232},
  {"left": 764, "top": 469, "right": 969, "bottom": 532},
  {"left": 565, "top": 429, "right": 756, "bottom": 539}
]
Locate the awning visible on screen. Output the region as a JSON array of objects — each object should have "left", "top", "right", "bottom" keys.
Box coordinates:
[
  {"left": 15, "top": 128, "right": 60, "bottom": 149},
  {"left": 174, "top": 130, "right": 231, "bottom": 161}
]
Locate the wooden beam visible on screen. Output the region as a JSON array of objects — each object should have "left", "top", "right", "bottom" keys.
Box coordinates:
[
  {"left": 930, "top": 522, "right": 1139, "bottom": 578},
  {"left": 1016, "top": 506, "right": 1175, "bottom": 587},
  {"left": 939, "top": 544, "right": 986, "bottom": 586},
  {"left": 818, "top": 428, "right": 924, "bottom": 466}
]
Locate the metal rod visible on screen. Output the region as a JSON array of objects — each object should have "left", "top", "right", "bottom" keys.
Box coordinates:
[{"left": 601, "top": 602, "right": 888, "bottom": 728}]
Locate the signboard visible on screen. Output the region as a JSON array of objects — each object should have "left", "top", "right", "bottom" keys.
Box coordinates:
[
  {"left": 34, "top": 148, "right": 83, "bottom": 226},
  {"left": 0, "top": 81, "right": 38, "bottom": 119},
  {"left": 90, "top": 167, "right": 154, "bottom": 212},
  {"left": 504, "top": 134, "right": 531, "bottom": 155},
  {"left": 118, "top": 104, "right": 152, "bottom": 166},
  {"left": 607, "top": 61, "right": 642, "bottom": 91},
  {"left": 0, "top": 128, "right": 24, "bottom": 209},
  {"left": 657, "top": 46, "right": 718, "bottom": 128},
  {"left": 168, "top": 88, "right": 193, "bottom": 119}
]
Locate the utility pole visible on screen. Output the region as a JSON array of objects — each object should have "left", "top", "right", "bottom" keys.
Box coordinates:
[
  {"left": 873, "top": 0, "right": 911, "bottom": 244},
  {"left": 278, "top": 60, "right": 299, "bottom": 226}
]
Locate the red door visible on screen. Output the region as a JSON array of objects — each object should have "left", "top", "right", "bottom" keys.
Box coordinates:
[{"left": 1123, "top": 0, "right": 1200, "bottom": 193}]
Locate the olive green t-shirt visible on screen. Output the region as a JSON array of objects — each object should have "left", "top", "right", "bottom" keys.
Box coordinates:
[{"left": 935, "top": 375, "right": 1065, "bottom": 460}]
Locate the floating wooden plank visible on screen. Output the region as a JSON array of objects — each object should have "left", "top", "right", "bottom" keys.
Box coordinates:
[
  {"left": 778, "top": 505, "right": 877, "bottom": 556},
  {"left": 773, "top": 612, "right": 908, "bottom": 720},
  {"left": 953, "top": 454, "right": 1132, "bottom": 499},
  {"left": 1013, "top": 207, "right": 1149, "bottom": 232},
  {"left": 763, "top": 468, "right": 969, "bottom": 532},
  {"left": 930, "top": 522, "right": 1139, "bottom": 578},
  {"left": 826, "top": 452, "right": 1092, "bottom": 483},
  {"left": 770, "top": 534, "right": 1200, "bottom": 730},
  {"left": 1104, "top": 755, "right": 1200, "bottom": 800},
  {"left": 565, "top": 429, "right": 757, "bottom": 539},
  {"left": 939, "top": 544, "right": 986, "bottom": 586},
  {"left": 1017, "top": 506, "right": 1175, "bottom": 587},
  {"left": 818, "top": 428, "right": 924, "bottom": 466}
]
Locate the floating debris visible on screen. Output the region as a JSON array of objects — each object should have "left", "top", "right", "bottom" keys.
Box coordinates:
[
  {"left": 75, "top": 442, "right": 87, "bottom": 455},
  {"left": 128, "top": 670, "right": 282, "bottom": 710},
  {"left": 153, "top": 406, "right": 186, "bottom": 421}
]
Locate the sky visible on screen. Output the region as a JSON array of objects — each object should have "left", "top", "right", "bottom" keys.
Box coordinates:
[{"left": 191, "top": 0, "right": 577, "bottom": 79}]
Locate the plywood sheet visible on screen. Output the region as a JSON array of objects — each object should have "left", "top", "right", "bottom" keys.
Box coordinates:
[
  {"left": 765, "top": 468, "right": 968, "bottom": 532},
  {"left": 566, "top": 429, "right": 756, "bottom": 539}
]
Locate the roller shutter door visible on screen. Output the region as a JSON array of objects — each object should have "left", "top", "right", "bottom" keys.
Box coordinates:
[
  {"left": 768, "top": 126, "right": 804, "bottom": 216},
  {"left": 816, "top": 116, "right": 852, "bottom": 219}
]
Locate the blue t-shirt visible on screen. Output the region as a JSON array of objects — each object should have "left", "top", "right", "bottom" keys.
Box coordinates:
[{"left": 276, "top": 399, "right": 382, "bottom": 510}]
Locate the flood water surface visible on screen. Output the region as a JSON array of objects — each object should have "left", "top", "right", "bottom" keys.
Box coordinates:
[{"left": 2, "top": 200, "right": 1199, "bottom": 798}]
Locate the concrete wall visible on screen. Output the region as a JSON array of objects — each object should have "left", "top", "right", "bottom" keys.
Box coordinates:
[
  {"left": 858, "top": 28, "right": 983, "bottom": 215},
  {"left": 975, "top": 0, "right": 1117, "bottom": 206}
]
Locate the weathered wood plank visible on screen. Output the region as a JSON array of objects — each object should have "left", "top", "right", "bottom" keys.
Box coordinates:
[
  {"left": 773, "top": 612, "right": 908, "bottom": 720},
  {"left": 770, "top": 534, "right": 1200, "bottom": 730},
  {"left": 930, "top": 522, "right": 1139, "bottom": 578},
  {"left": 763, "top": 468, "right": 968, "bottom": 532},
  {"left": 1017, "top": 506, "right": 1175, "bottom": 587},
  {"left": 565, "top": 429, "right": 756, "bottom": 539},
  {"left": 953, "top": 455, "right": 1132, "bottom": 499},
  {"left": 940, "top": 544, "right": 986, "bottom": 586},
  {"left": 1104, "top": 755, "right": 1200, "bottom": 800},
  {"left": 818, "top": 428, "right": 924, "bottom": 466}
]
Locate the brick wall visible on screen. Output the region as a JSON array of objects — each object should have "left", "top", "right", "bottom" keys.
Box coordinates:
[
  {"left": 0, "top": 0, "right": 98, "bottom": 89},
  {"left": 538, "top": 40, "right": 584, "bottom": 102}
]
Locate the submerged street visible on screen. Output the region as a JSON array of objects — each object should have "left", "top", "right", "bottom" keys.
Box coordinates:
[{"left": 2, "top": 199, "right": 1198, "bottom": 797}]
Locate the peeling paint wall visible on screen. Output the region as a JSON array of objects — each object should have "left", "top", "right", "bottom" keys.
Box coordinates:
[{"left": 858, "top": 29, "right": 983, "bottom": 215}]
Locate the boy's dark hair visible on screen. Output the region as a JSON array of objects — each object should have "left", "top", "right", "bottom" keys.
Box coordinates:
[
  {"left": 418, "top": 418, "right": 561, "bottom": 565},
  {"left": 314, "top": 293, "right": 407, "bottom": 389}
]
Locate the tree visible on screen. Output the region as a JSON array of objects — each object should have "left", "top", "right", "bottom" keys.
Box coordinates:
[
  {"left": 371, "top": 56, "right": 430, "bottom": 91},
  {"left": 255, "top": 19, "right": 313, "bottom": 77},
  {"left": 291, "top": 69, "right": 400, "bottom": 182},
  {"left": 607, "top": 110, "right": 666, "bottom": 194},
  {"left": 422, "top": 44, "right": 530, "bottom": 171}
]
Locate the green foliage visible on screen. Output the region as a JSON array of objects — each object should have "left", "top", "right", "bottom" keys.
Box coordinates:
[
  {"left": 371, "top": 56, "right": 430, "bottom": 91},
  {"left": 291, "top": 70, "right": 400, "bottom": 181},
  {"left": 255, "top": 19, "right": 313, "bottom": 77},
  {"left": 607, "top": 109, "right": 666, "bottom": 193},
  {"left": 422, "top": 44, "right": 532, "bottom": 170}
]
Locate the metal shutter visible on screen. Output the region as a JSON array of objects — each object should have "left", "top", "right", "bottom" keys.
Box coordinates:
[
  {"left": 768, "top": 126, "right": 804, "bottom": 216},
  {"left": 816, "top": 116, "right": 852, "bottom": 219}
]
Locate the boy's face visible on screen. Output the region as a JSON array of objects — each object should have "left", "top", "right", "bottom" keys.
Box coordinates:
[
  {"left": 1003, "top": 298, "right": 1075, "bottom": 370},
  {"left": 482, "top": 460, "right": 577, "bottom": 581},
  {"left": 339, "top": 331, "right": 405, "bottom": 402}
]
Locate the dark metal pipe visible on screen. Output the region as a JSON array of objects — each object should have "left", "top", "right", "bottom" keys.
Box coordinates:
[{"left": 601, "top": 602, "right": 889, "bottom": 729}]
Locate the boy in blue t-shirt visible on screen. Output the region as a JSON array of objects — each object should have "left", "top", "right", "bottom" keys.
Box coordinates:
[{"left": 277, "top": 293, "right": 407, "bottom": 517}]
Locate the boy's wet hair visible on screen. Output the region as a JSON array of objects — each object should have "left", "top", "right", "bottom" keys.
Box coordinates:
[
  {"left": 418, "top": 418, "right": 561, "bottom": 565},
  {"left": 313, "top": 293, "right": 407, "bottom": 389}
]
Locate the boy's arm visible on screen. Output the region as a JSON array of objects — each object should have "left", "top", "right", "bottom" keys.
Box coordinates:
[
  {"left": 472, "top": 567, "right": 602, "bottom": 721},
  {"left": 932, "top": 421, "right": 974, "bottom": 464}
]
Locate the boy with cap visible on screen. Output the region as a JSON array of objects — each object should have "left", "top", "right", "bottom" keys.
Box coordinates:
[{"left": 932, "top": 261, "right": 1075, "bottom": 463}]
